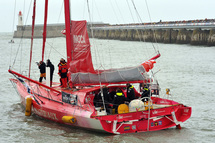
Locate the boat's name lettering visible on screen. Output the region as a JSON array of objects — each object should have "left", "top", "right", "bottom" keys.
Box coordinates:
[
  {"left": 140, "top": 115, "right": 147, "bottom": 118},
  {"left": 159, "top": 101, "right": 170, "bottom": 104},
  {"left": 73, "top": 35, "right": 86, "bottom": 44},
  {"left": 152, "top": 110, "right": 165, "bottom": 115},
  {"left": 33, "top": 108, "right": 58, "bottom": 121},
  {"left": 117, "top": 115, "right": 132, "bottom": 119}
]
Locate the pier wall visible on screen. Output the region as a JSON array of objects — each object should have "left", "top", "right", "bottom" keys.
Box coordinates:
[
  {"left": 14, "top": 25, "right": 215, "bottom": 46},
  {"left": 13, "top": 25, "right": 65, "bottom": 38},
  {"left": 89, "top": 28, "right": 215, "bottom": 46}
]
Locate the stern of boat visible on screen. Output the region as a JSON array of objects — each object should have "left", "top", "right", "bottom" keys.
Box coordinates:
[{"left": 92, "top": 103, "right": 192, "bottom": 134}]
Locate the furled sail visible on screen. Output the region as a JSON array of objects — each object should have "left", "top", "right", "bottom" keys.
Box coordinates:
[
  {"left": 71, "top": 65, "right": 149, "bottom": 85},
  {"left": 62, "top": 20, "right": 157, "bottom": 85},
  {"left": 62, "top": 20, "right": 95, "bottom": 73}
]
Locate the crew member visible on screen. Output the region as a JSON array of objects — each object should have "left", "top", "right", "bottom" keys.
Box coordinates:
[
  {"left": 126, "top": 83, "right": 135, "bottom": 101},
  {"left": 93, "top": 86, "right": 109, "bottom": 108},
  {"left": 58, "top": 58, "right": 68, "bottom": 88},
  {"left": 38, "top": 61, "right": 46, "bottom": 83},
  {"left": 113, "top": 88, "right": 129, "bottom": 113},
  {"left": 141, "top": 83, "right": 150, "bottom": 102},
  {"left": 46, "top": 59, "right": 55, "bottom": 87}
]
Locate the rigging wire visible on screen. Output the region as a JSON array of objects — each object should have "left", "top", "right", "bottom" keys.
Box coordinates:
[
  {"left": 10, "top": 0, "right": 16, "bottom": 66},
  {"left": 46, "top": 42, "right": 67, "bottom": 59},
  {"left": 12, "top": 0, "right": 33, "bottom": 68},
  {"left": 143, "top": 0, "right": 161, "bottom": 77},
  {"left": 126, "top": 0, "right": 135, "bottom": 23},
  {"left": 91, "top": 1, "right": 105, "bottom": 67},
  {"left": 92, "top": 1, "right": 112, "bottom": 69},
  {"left": 82, "top": 0, "right": 86, "bottom": 19},
  {"left": 126, "top": 0, "right": 149, "bottom": 61},
  {"left": 113, "top": 0, "right": 125, "bottom": 24},
  {"left": 125, "top": 0, "right": 151, "bottom": 60},
  {"left": 131, "top": 0, "right": 152, "bottom": 58},
  {"left": 20, "top": 0, "right": 26, "bottom": 73},
  {"left": 87, "top": 0, "right": 106, "bottom": 112},
  {"left": 47, "top": 1, "right": 64, "bottom": 59},
  {"left": 144, "top": 0, "right": 159, "bottom": 52},
  {"left": 109, "top": 0, "right": 120, "bottom": 24},
  {"left": 94, "top": 1, "right": 103, "bottom": 23},
  {"left": 131, "top": 0, "right": 159, "bottom": 59},
  {"left": 87, "top": 0, "right": 101, "bottom": 69},
  {"left": 124, "top": 0, "right": 146, "bottom": 62}
]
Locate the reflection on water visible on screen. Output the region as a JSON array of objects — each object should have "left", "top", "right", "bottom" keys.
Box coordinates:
[{"left": 0, "top": 33, "right": 215, "bottom": 143}]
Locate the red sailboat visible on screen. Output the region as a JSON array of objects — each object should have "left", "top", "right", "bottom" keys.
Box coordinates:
[{"left": 9, "top": 0, "right": 191, "bottom": 134}]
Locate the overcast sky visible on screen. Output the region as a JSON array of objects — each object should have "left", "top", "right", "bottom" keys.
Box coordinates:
[{"left": 0, "top": 0, "right": 214, "bottom": 32}]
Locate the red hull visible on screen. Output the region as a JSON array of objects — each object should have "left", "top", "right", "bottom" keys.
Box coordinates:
[{"left": 10, "top": 77, "right": 191, "bottom": 134}]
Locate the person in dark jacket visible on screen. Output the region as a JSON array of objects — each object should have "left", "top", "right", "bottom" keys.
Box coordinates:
[
  {"left": 93, "top": 86, "right": 109, "bottom": 107},
  {"left": 102, "top": 86, "right": 110, "bottom": 103},
  {"left": 46, "top": 59, "right": 55, "bottom": 87},
  {"left": 126, "top": 83, "right": 135, "bottom": 101},
  {"left": 141, "top": 83, "right": 150, "bottom": 102},
  {"left": 38, "top": 61, "right": 46, "bottom": 83},
  {"left": 113, "top": 88, "right": 129, "bottom": 113}
]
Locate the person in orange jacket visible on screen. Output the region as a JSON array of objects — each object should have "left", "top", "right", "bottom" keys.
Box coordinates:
[{"left": 58, "top": 58, "right": 68, "bottom": 88}]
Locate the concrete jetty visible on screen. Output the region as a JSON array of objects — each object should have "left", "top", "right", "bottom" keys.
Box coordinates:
[
  {"left": 13, "top": 24, "right": 65, "bottom": 38},
  {"left": 13, "top": 20, "right": 215, "bottom": 46},
  {"left": 90, "top": 23, "right": 215, "bottom": 46}
]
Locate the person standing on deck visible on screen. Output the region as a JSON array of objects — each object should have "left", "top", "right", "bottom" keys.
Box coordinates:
[
  {"left": 58, "top": 58, "right": 68, "bottom": 88},
  {"left": 46, "top": 59, "right": 55, "bottom": 87},
  {"left": 126, "top": 83, "right": 135, "bottom": 101},
  {"left": 113, "top": 88, "right": 129, "bottom": 113},
  {"left": 37, "top": 61, "right": 46, "bottom": 83},
  {"left": 141, "top": 83, "right": 150, "bottom": 102}
]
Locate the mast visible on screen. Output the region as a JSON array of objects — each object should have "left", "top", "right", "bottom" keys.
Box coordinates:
[
  {"left": 29, "top": 0, "right": 37, "bottom": 78},
  {"left": 64, "top": 0, "right": 72, "bottom": 64},
  {"left": 41, "top": 0, "right": 49, "bottom": 61}
]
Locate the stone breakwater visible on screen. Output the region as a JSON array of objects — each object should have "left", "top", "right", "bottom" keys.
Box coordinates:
[
  {"left": 89, "top": 28, "right": 215, "bottom": 46},
  {"left": 13, "top": 25, "right": 65, "bottom": 38},
  {"left": 14, "top": 25, "right": 215, "bottom": 46}
]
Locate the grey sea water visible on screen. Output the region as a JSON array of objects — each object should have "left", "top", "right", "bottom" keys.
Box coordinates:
[{"left": 0, "top": 33, "right": 215, "bottom": 143}]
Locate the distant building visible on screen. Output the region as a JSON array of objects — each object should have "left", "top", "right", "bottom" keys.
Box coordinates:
[
  {"left": 18, "top": 11, "right": 23, "bottom": 26},
  {"left": 13, "top": 11, "right": 109, "bottom": 38}
]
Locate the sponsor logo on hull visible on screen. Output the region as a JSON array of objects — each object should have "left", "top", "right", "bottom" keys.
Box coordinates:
[{"left": 33, "top": 108, "right": 58, "bottom": 121}]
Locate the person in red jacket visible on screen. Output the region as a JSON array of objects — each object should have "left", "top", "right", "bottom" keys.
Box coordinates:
[{"left": 58, "top": 58, "right": 68, "bottom": 88}]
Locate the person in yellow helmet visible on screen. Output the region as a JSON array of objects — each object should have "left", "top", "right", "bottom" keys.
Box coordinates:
[
  {"left": 126, "top": 83, "right": 135, "bottom": 101},
  {"left": 113, "top": 88, "right": 129, "bottom": 113},
  {"left": 141, "top": 83, "right": 150, "bottom": 102}
]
